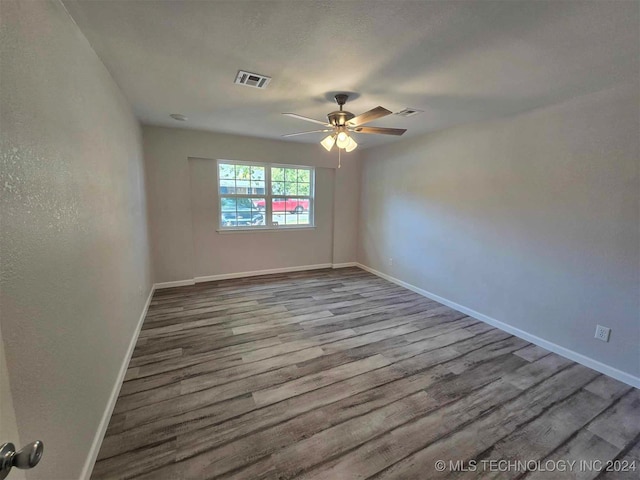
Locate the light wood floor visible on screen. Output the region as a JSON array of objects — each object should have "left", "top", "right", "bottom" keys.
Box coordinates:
[{"left": 93, "top": 268, "right": 639, "bottom": 479}]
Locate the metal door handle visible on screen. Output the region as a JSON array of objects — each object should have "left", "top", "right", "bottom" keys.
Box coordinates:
[{"left": 0, "top": 441, "right": 43, "bottom": 479}]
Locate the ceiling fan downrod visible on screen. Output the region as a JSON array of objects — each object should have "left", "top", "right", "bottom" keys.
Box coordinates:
[{"left": 334, "top": 94, "right": 349, "bottom": 111}]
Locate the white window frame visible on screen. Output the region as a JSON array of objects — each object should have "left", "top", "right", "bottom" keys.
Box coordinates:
[{"left": 217, "top": 159, "right": 315, "bottom": 232}]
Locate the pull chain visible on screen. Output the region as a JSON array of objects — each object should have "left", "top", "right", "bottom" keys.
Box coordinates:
[{"left": 338, "top": 147, "right": 341, "bottom": 169}]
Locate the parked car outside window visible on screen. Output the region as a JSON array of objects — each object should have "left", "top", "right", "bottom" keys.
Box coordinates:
[{"left": 253, "top": 198, "right": 309, "bottom": 213}]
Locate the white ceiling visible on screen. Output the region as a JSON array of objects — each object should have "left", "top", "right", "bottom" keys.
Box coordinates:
[{"left": 63, "top": 0, "right": 638, "bottom": 148}]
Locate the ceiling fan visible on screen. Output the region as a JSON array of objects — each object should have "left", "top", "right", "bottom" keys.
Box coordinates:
[{"left": 282, "top": 94, "right": 406, "bottom": 152}]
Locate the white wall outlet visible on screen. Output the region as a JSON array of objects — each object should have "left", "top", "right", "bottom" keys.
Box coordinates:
[
  {"left": 594, "top": 325, "right": 611, "bottom": 342},
  {"left": 388, "top": 258, "right": 393, "bottom": 266}
]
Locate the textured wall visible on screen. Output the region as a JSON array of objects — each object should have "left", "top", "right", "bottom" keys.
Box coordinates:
[
  {"left": 0, "top": 1, "right": 152, "bottom": 478},
  {"left": 143, "top": 126, "right": 360, "bottom": 283},
  {"left": 358, "top": 84, "right": 639, "bottom": 380},
  {"left": 332, "top": 154, "right": 361, "bottom": 265}
]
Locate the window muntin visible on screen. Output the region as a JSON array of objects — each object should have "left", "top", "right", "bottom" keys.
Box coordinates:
[{"left": 217, "top": 160, "right": 314, "bottom": 230}]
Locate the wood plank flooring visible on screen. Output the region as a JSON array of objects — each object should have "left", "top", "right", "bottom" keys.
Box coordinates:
[{"left": 93, "top": 267, "right": 639, "bottom": 479}]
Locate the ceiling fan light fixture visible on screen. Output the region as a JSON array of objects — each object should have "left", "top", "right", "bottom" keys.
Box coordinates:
[
  {"left": 321, "top": 134, "right": 336, "bottom": 151},
  {"left": 336, "top": 131, "right": 350, "bottom": 149},
  {"left": 345, "top": 137, "right": 358, "bottom": 152}
]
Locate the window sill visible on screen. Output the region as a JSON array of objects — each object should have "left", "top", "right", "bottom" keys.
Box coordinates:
[{"left": 216, "top": 226, "right": 317, "bottom": 234}]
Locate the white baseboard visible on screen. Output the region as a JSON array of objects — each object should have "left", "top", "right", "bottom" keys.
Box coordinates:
[
  {"left": 356, "top": 263, "right": 640, "bottom": 389},
  {"left": 156, "top": 263, "right": 358, "bottom": 288},
  {"left": 332, "top": 262, "right": 358, "bottom": 269},
  {"left": 194, "top": 263, "right": 333, "bottom": 283},
  {"left": 154, "top": 278, "right": 196, "bottom": 289},
  {"left": 80, "top": 285, "right": 155, "bottom": 480}
]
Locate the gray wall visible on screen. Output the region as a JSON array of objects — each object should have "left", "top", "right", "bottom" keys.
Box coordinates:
[
  {"left": 143, "top": 126, "right": 360, "bottom": 283},
  {"left": 0, "top": 1, "right": 152, "bottom": 478},
  {"left": 358, "top": 84, "right": 639, "bottom": 380}
]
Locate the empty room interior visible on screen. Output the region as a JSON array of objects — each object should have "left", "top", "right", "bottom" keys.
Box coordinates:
[{"left": 1, "top": 1, "right": 639, "bottom": 479}]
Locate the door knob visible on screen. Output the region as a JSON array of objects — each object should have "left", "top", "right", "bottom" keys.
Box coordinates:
[{"left": 0, "top": 441, "right": 43, "bottom": 479}]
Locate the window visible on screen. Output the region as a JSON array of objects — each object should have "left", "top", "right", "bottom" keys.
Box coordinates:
[{"left": 217, "top": 160, "right": 315, "bottom": 230}]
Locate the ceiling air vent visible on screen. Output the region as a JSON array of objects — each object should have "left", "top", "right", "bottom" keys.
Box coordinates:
[
  {"left": 234, "top": 70, "right": 271, "bottom": 89},
  {"left": 395, "top": 108, "right": 423, "bottom": 118}
]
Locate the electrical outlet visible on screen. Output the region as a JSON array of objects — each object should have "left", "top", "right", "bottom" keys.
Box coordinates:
[
  {"left": 594, "top": 325, "right": 611, "bottom": 342},
  {"left": 388, "top": 258, "right": 393, "bottom": 266}
]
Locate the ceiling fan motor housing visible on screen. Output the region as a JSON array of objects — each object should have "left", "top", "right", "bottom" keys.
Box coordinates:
[{"left": 327, "top": 111, "right": 355, "bottom": 127}]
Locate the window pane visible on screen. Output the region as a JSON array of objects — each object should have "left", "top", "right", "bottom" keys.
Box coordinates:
[
  {"left": 251, "top": 166, "right": 265, "bottom": 180},
  {"left": 271, "top": 167, "right": 284, "bottom": 182},
  {"left": 251, "top": 212, "right": 266, "bottom": 226},
  {"left": 298, "top": 182, "right": 310, "bottom": 196},
  {"left": 284, "top": 182, "right": 297, "bottom": 196},
  {"left": 271, "top": 213, "right": 283, "bottom": 226},
  {"left": 272, "top": 181, "right": 285, "bottom": 195},
  {"left": 252, "top": 198, "right": 266, "bottom": 211},
  {"left": 250, "top": 180, "right": 265, "bottom": 195},
  {"left": 271, "top": 197, "right": 287, "bottom": 213},
  {"left": 235, "top": 198, "right": 252, "bottom": 210},
  {"left": 235, "top": 165, "right": 251, "bottom": 180},
  {"left": 297, "top": 169, "right": 310, "bottom": 182},
  {"left": 219, "top": 163, "right": 235, "bottom": 179},
  {"left": 220, "top": 197, "right": 237, "bottom": 211},
  {"left": 285, "top": 168, "right": 297, "bottom": 182}
]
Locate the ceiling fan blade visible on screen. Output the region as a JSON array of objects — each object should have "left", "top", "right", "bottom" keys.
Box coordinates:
[
  {"left": 353, "top": 126, "right": 407, "bottom": 136},
  {"left": 281, "top": 129, "right": 332, "bottom": 137},
  {"left": 347, "top": 106, "right": 392, "bottom": 127},
  {"left": 282, "top": 113, "right": 330, "bottom": 126}
]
